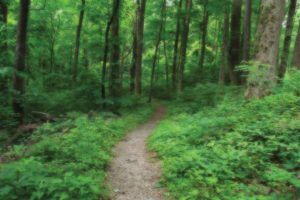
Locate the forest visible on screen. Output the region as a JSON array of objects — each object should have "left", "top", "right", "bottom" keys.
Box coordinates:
[{"left": 0, "top": 0, "right": 300, "bottom": 199}]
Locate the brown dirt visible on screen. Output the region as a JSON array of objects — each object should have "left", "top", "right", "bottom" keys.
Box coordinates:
[{"left": 107, "top": 106, "right": 166, "bottom": 200}]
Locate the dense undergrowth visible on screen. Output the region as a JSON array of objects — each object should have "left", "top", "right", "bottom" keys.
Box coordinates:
[
  {"left": 149, "top": 71, "right": 300, "bottom": 200},
  {"left": 0, "top": 106, "right": 152, "bottom": 200}
]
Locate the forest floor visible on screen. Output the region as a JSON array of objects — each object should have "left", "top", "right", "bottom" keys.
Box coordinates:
[{"left": 107, "top": 106, "right": 166, "bottom": 200}]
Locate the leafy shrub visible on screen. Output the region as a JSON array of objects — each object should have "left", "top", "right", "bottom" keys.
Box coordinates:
[
  {"left": 0, "top": 106, "right": 152, "bottom": 200},
  {"left": 148, "top": 76, "right": 300, "bottom": 199}
]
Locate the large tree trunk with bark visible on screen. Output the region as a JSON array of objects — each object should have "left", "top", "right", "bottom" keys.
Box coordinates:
[
  {"left": 73, "top": 0, "right": 85, "bottom": 81},
  {"left": 219, "top": 8, "right": 230, "bottom": 85},
  {"left": 172, "top": 0, "right": 183, "bottom": 91},
  {"left": 109, "top": 0, "right": 121, "bottom": 99},
  {"left": 229, "top": 0, "right": 242, "bottom": 84},
  {"left": 131, "top": 0, "right": 146, "bottom": 95},
  {"left": 279, "top": 0, "right": 297, "bottom": 79},
  {"left": 245, "top": 0, "right": 285, "bottom": 99},
  {"left": 198, "top": 0, "right": 209, "bottom": 80},
  {"left": 292, "top": 23, "right": 300, "bottom": 69},
  {"left": 13, "top": 0, "right": 31, "bottom": 124},
  {"left": 177, "top": 0, "right": 192, "bottom": 92}
]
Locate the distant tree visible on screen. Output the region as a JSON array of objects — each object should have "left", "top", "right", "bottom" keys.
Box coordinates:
[
  {"left": 279, "top": 0, "right": 297, "bottom": 79},
  {"left": 229, "top": 0, "right": 242, "bottom": 84},
  {"left": 245, "top": 0, "right": 285, "bottom": 99},
  {"left": 242, "top": 0, "right": 251, "bottom": 62},
  {"left": 131, "top": 0, "right": 147, "bottom": 94},
  {"left": 177, "top": 0, "right": 192, "bottom": 92},
  {"left": 13, "top": 0, "right": 31, "bottom": 124},
  {"left": 0, "top": 0, "right": 8, "bottom": 93},
  {"left": 73, "top": 0, "right": 86, "bottom": 81},
  {"left": 292, "top": 23, "right": 300, "bottom": 69}
]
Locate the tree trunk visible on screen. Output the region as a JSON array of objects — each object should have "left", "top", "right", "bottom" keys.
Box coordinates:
[
  {"left": 13, "top": 0, "right": 31, "bottom": 124},
  {"left": 172, "top": 0, "right": 183, "bottom": 91},
  {"left": 198, "top": 0, "right": 209, "bottom": 79},
  {"left": 229, "top": 0, "right": 242, "bottom": 84},
  {"left": 279, "top": 0, "right": 297, "bottom": 79},
  {"left": 242, "top": 0, "right": 251, "bottom": 61},
  {"left": 149, "top": 0, "right": 166, "bottom": 103},
  {"left": 131, "top": 0, "right": 147, "bottom": 95},
  {"left": 109, "top": 0, "right": 121, "bottom": 99},
  {"left": 73, "top": 0, "right": 85, "bottom": 81},
  {"left": 245, "top": 0, "right": 285, "bottom": 99},
  {"left": 292, "top": 23, "right": 300, "bottom": 69},
  {"left": 219, "top": 8, "right": 230, "bottom": 85},
  {"left": 177, "top": 0, "right": 192, "bottom": 92},
  {"left": 101, "top": 0, "right": 120, "bottom": 108},
  {"left": 0, "top": 1, "right": 8, "bottom": 93}
]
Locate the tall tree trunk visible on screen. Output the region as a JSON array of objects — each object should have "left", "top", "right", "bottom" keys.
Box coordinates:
[
  {"left": 177, "top": 0, "right": 192, "bottom": 92},
  {"left": 149, "top": 0, "right": 166, "bottom": 103},
  {"left": 109, "top": 0, "right": 121, "bottom": 99},
  {"left": 73, "top": 0, "right": 85, "bottom": 81},
  {"left": 219, "top": 8, "right": 230, "bottom": 85},
  {"left": 0, "top": 1, "right": 8, "bottom": 94},
  {"left": 242, "top": 0, "right": 251, "bottom": 61},
  {"left": 13, "top": 0, "right": 31, "bottom": 124},
  {"left": 279, "top": 0, "right": 297, "bottom": 79},
  {"left": 229, "top": 0, "right": 242, "bottom": 84},
  {"left": 131, "top": 0, "right": 147, "bottom": 95},
  {"left": 101, "top": 0, "right": 120, "bottom": 108},
  {"left": 245, "top": 0, "right": 285, "bottom": 99},
  {"left": 198, "top": 0, "right": 209, "bottom": 79},
  {"left": 292, "top": 23, "right": 300, "bottom": 69},
  {"left": 172, "top": 0, "right": 183, "bottom": 91}
]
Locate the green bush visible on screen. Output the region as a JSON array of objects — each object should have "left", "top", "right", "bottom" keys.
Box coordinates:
[
  {"left": 149, "top": 76, "right": 300, "bottom": 199},
  {"left": 0, "top": 106, "right": 152, "bottom": 200}
]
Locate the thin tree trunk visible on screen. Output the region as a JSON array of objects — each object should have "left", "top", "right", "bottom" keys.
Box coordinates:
[
  {"left": 101, "top": 1, "right": 120, "bottom": 108},
  {"left": 73, "top": 0, "right": 85, "bottom": 81},
  {"left": 109, "top": 0, "right": 121, "bottom": 99},
  {"left": 229, "top": 0, "right": 242, "bottom": 84},
  {"left": 245, "top": 0, "right": 285, "bottom": 99},
  {"left": 242, "top": 0, "right": 251, "bottom": 61},
  {"left": 177, "top": 0, "right": 192, "bottom": 92},
  {"left": 163, "top": 38, "right": 169, "bottom": 89},
  {"left": 199, "top": 0, "right": 209, "bottom": 79},
  {"left": 131, "top": 0, "right": 147, "bottom": 95},
  {"left": 149, "top": 0, "right": 166, "bottom": 103},
  {"left": 172, "top": 0, "right": 183, "bottom": 91},
  {"left": 13, "top": 0, "right": 31, "bottom": 124},
  {"left": 219, "top": 8, "right": 230, "bottom": 85},
  {"left": 0, "top": 1, "right": 8, "bottom": 94},
  {"left": 279, "top": 0, "right": 297, "bottom": 79},
  {"left": 292, "top": 23, "right": 300, "bottom": 69}
]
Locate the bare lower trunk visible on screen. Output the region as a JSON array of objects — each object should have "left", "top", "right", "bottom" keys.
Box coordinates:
[
  {"left": 13, "top": 0, "right": 31, "bottom": 124},
  {"left": 73, "top": 0, "right": 85, "bottom": 81},
  {"left": 279, "top": 0, "right": 297, "bottom": 79},
  {"left": 245, "top": 0, "right": 285, "bottom": 99},
  {"left": 292, "top": 23, "right": 300, "bottom": 69}
]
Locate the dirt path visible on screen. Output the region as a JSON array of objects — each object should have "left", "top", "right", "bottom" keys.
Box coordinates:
[{"left": 107, "top": 106, "right": 166, "bottom": 200}]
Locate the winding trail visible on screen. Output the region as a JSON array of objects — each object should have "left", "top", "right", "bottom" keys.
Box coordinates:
[{"left": 107, "top": 106, "right": 166, "bottom": 200}]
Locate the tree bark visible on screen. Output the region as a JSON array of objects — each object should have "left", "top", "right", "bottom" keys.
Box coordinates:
[
  {"left": 219, "top": 8, "right": 230, "bottom": 85},
  {"left": 177, "top": 0, "right": 192, "bottom": 92},
  {"left": 242, "top": 0, "right": 251, "bottom": 61},
  {"left": 279, "top": 0, "right": 297, "bottom": 79},
  {"left": 73, "top": 0, "right": 85, "bottom": 81},
  {"left": 198, "top": 0, "right": 209, "bottom": 79},
  {"left": 131, "top": 0, "right": 147, "bottom": 95},
  {"left": 109, "top": 0, "right": 121, "bottom": 99},
  {"left": 0, "top": 1, "right": 8, "bottom": 93},
  {"left": 292, "top": 23, "right": 300, "bottom": 69},
  {"left": 13, "top": 0, "right": 31, "bottom": 124},
  {"left": 245, "top": 0, "right": 285, "bottom": 99},
  {"left": 229, "top": 0, "right": 242, "bottom": 84},
  {"left": 149, "top": 0, "right": 166, "bottom": 103},
  {"left": 172, "top": 0, "right": 183, "bottom": 91}
]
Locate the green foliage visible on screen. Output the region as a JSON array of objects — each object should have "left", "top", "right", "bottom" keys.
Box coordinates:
[
  {"left": 148, "top": 75, "right": 300, "bottom": 199},
  {"left": 0, "top": 106, "right": 152, "bottom": 200}
]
